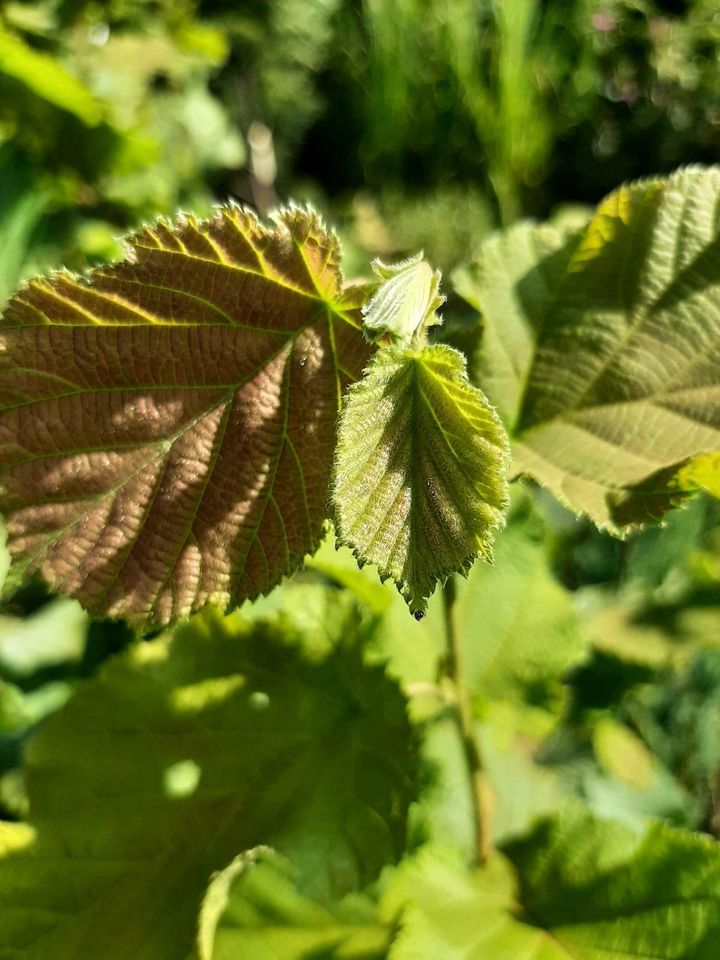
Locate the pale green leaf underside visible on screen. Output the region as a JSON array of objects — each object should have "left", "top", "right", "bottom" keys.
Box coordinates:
[
  {"left": 0, "top": 609, "right": 417, "bottom": 959},
  {"left": 457, "top": 167, "right": 720, "bottom": 530},
  {"left": 198, "top": 849, "right": 389, "bottom": 960},
  {"left": 0, "top": 205, "right": 368, "bottom": 625},
  {"left": 384, "top": 814, "right": 720, "bottom": 959},
  {"left": 332, "top": 344, "right": 510, "bottom": 614},
  {"left": 453, "top": 220, "right": 581, "bottom": 431}
]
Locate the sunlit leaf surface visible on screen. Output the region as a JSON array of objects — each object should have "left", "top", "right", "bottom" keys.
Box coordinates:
[
  {"left": 0, "top": 205, "right": 367, "bottom": 624},
  {"left": 197, "top": 848, "right": 389, "bottom": 960},
  {"left": 333, "top": 344, "right": 509, "bottom": 614},
  {"left": 457, "top": 167, "right": 720, "bottom": 530},
  {"left": 385, "top": 814, "right": 720, "bottom": 959}
]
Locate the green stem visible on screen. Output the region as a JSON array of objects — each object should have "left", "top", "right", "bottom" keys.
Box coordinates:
[
  {"left": 442, "top": 576, "right": 494, "bottom": 865},
  {"left": 489, "top": 166, "right": 522, "bottom": 229}
]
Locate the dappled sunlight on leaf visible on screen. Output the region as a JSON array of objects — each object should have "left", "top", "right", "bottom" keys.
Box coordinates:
[
  {"left": 0, "top": 206, "right": 368, "bottom": 625},
  {"left": 0, "top": 607, "right": 419, "bottom": 958}
]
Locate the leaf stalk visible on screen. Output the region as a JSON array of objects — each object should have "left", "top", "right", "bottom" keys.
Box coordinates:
[{"left": 441, "top": 576, "right": 494, "bottom": 866}]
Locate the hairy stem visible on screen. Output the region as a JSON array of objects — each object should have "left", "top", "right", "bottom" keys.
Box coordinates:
[{"left": 442, "top": 576, "right": 494, "bottom": 865}]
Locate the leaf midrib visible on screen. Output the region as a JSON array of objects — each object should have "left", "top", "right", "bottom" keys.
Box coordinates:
[{"left": 514, "top": 181, "right": 720, "bottom": 434}]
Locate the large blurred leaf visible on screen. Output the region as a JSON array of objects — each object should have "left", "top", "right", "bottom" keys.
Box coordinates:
[
  {"left": 197, "top": 848, "right": 389, "bottom": 960},
  {"left": 243, "top": 579, "right": 374, "bottom": 662},
  {"left": 384, "top": 813, "right": 720, "bottom": 959},
  {"left": 333, "top": 344, "right": 509, "bottom": 614},
  {"left": 504, "top": 812, "right": 720, "bottom": 958},
  {"left": 0, "top": 206, "right": 368, "bottom": 625},
  {"left": 0, "top": 608, "right": 418, "bottom": 958},
  {"left": 456, "top": 168, "right": 720, "bottom": 531},
  {"left": 453, "top": 505, "right": 585, "bottom": 706}
]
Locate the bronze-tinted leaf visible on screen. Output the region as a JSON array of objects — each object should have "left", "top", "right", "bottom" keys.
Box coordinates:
[{"left": 0, "top": 205, "right": 368, "bottom": 625}]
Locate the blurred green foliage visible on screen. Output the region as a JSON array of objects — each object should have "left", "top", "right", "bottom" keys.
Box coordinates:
[
  {"left": 4, "top": 0, "right": 720, "bottom": 283},
  {"left": 2, "top": 0, "right": 720, "bottom": 833}
]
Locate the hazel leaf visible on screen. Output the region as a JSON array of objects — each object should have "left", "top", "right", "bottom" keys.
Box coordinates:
[
  {"left": 0, "top": 608, "right": 418, "bottom": 958},
  {"left": 456, "top": 167, "right": 720, "bottom": 531},
  {"left": 332, "top": 344, "right": 510, "bottom": 615},
  {"left": 197, "top": 848, "right": 390, "bottom": 960},
  {"left": 0, "top": 204, "right": 368, "bottom": 625}
]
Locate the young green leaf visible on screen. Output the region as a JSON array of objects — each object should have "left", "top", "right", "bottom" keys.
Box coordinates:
[
  {"left": 332, "top": 344, "right": 510, "bottom": 615},
  {"left": 363, "top": 252, "right": 444, "bottom": 345},
  {"left": 0, "top": 205, "right": 368, "bottom": 625},
  {"left": 0, "top": 608, "right": 418, "bottom": 958},
  {"left": 456, "top": 167, "right": 720, "bottom": 531},
  {"left": 197, "top": 849, "right": 389, "bottom": 960}
]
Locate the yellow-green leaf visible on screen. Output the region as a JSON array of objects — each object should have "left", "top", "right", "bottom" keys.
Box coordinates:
[
  {"left": 0, "top": 25, "right": 103, "bottom": 126},
  {"left": 0, "top": 608, "right": 418, "bottom": 958},
  {"left": 384, "top": 814, "right": 720, "bottom": 959},
  {"left": 332, "top": 344, "right": 510, "bottom": 615},
  {"left": 197, "top": 849, "right": 389, "bottom": 960},
  {"left": 457, "top": 167, "right": 720, "bottom": 531}
]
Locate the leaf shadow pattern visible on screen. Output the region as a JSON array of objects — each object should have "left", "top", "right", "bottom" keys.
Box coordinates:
[{"left": 0, "top": 607, "right": 420, "bottom": 959}]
